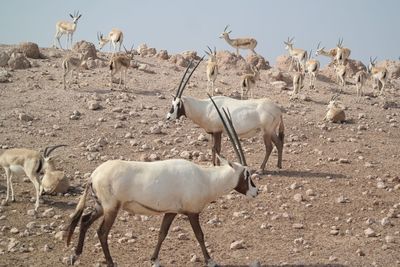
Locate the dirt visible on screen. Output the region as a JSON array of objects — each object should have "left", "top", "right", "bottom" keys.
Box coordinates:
[{"left": 0, "top": 44, "right": 399, "bottom": 267}]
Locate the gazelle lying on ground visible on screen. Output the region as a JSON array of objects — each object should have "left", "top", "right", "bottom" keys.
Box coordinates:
[
  {"left": 335, "top": 38, "right": 351, "bottom": 65},
  {"left": 368, "top": 57, "right": 388, "bottom": 96},
  {"left": 205, "top": 46, "right": 218, "bottom": 96},
  {"left": 62, "top": 51, "right": 88, "bottom": 90},
  {"left": 290, "top": 71, "right": 304, "bottom": 100},
  {"left": 66, "top": 97, "right": 258, "bottom": 267},
  {"left": 284, "top": 37, "right": 307, "bottom": 72},
  {"left": 97, "top": 29, "right": 124, "bottom": 53},
  {"left": 305, "top": 50, "right": 320, "bottom": 89},
  {"left": 240, "top": 65, "right": 260, "bottom": 99},
  {"left": 334, "top": 63, "right": 347, "bottom": 93},
  {"left": 167, "top": 59, "right": 284, "bottom": 173},
  {"left": 54, "top": 11, "right": 82, "bottom": 50},
  {"left": 354, "top": 70, "right": 367, "bottom": 100},
  {"left": 109, "top": 45, "right": 135, "bottom": 90},
  {"left": 220, "top": 25, "right": 258, "bottom": 56},
  {"left": 0, "top": 145, "right": 65, "bottom": 211},
  {"left": 324, "top": 95, "right": 346, "bottom": 123}
]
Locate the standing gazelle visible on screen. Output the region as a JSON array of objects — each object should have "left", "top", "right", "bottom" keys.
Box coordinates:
[
  {"left": 97, "top": 29, "right": 124, "bottom": 53},
  {"left": 368, "top": 57, "right": 388, "bottom": 96},
  {"left": 334, "top": 63, "right": 347, "bottom": 93},
  {"left": 354, "top": 70, "right": 367, "bottom": 100},
  {"left": 220, "top": 25, "right": 258, "bottom": 56},
  {"left": 65, "top": 94, "right": 258, "bottom": 267},
  {"left": 240, "top": 65, "right": 260, "bottom": 99},
  {"left": 305, "top": 50, "right": 320, "bottom": 89},
  {"left": 284, "top": 37, "right": 307, "bottom": 72},
  {"left": 109, "top": 45, "right": 135, "bottom": 90},
  {"left": 335, "top": 38, "right": 351, "bottom": 65},
  {"left": 54, "top": 11, "right": 82, "bottom": 50},
  {"left": 290, "top": 71, "right": 304, "bottom": 100},
  {"left": 62, "top": 51, "right": 88, "bottom": 90},
  {"left": 315, "top": 42, "right": 337, "bottom": 63},
  {"left": 205, "top": 46, "right": 218, "bottom": 96}
]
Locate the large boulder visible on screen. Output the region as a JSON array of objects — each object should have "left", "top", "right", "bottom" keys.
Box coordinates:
[
  {"left": 0, "top": 70, "right": 11, "bottom": 83},
  {"left": 156, "top": 50, "right": 169, "bottom": 60},
  {"left": 346, "top": 59, "right": 366, "bottom": 77},
  {"left": 246, "top": 54, "right": 270, "bottom": 70},
  {"left": 137, "top": 43, "right": 157, "bottom": 57},
  {"left": 0, "top": 52, "right": 10, "bottom": 67},
  {"left": 380, "top": 60, "right": 400, "bottom": 79},
  {"left": 169, "top": 54, "right": 189, "bottom": 67},
  {"left": 275, "top": 55, "right": 291, "bottom": 71},
  {"left": 8, "top": 52, "right": 31, "bottom": 69},
  {"left": 73, "top": 40, "right": 97, "bottom": 59},
  {"left": 181, "top": 50, "right": 200, "bottom": 61},
  {"left": 216, "top": 50, "right": 242, "bottom": 68},
  {"left": 18, "top": 42, "right": 41, "bottom": 59}
]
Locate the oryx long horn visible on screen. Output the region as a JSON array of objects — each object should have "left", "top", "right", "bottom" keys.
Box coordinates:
[
  {"left": 44, "top": 144, "right": 67, "bottom": 158},
  {"left": 175, "top": 59, "right": 195, "bottom": 97},
  {"left": 222, "top": 108, "right": 247, "bottom": 166},
  {"left": 208, "top": 94, "right": 242, "bottom": 164},
  {"left": 178, "top": 56, "right": 204, "bottom": 98}
]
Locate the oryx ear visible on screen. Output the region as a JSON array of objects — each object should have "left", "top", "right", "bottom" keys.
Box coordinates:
[{"left": 216, "top": 153, "right": 230, "bottom": 166}]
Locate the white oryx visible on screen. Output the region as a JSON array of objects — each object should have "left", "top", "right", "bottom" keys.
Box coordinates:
[
  {"left": 65, "top": 96, "right": 258, "bottom": 267},
  {"left": 167, "top": 59, "right": 284, "bottom": 173},
  {"left": 97, "top": 29, "right": 124, "bottom": 53},
  {"left": 54, "top": 11, "right": 82, "bottom": 50},
  {"left": 284, "top": 37, "right": 307, "bottom": 71},
  {"left": 220, "top": 25, "right": 258, "bottom": 56},
  {"left": 0, "top": 145, "right": 65, "bottom": 211}
]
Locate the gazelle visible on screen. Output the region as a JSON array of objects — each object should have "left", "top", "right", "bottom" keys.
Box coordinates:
[
  {"left": 315, "top": 42, "right": 337, "bottom": 63},
  {"left": 0, "top": 145, "right": 65, "bottom": 211},
  {"left": 354, "top": 70, "right": 367, "bottom": 100},
  {"left": 368, "top": 57, "right": 388, "bottom": 96},
  {"left": 335, "top": 38, "right": 351, "bottom": 65},
  {"left": 65, "top": 96, "right": 258, "bottom": 267},
  {"left": 284, "top": 37, "right": 307, "bottom": 71},
  {"left": 324, "top": 94, "right": 346, "bottom": 123},
  {"left": 205, "top": 46, "right": 218, "bottom": 96},
  {"left": 167, "top": 59, "right": 285, "bottom": 173},
  {"left": 290, "top": 71, "right": 304, "bottom": 100},
  {"left": 97, "top": 29, "right": 124, "bottom": 53},
  {"left": 240, "top": 65, "right": 260, "bottom": 99},
  {"left": 62, "top": 51, "right": 88, "bottom": 90},
  {"left": 219, "top": 25, "right": 258, "bottom": 56},
  {"left": 305, "top": 50, "right": 320, "bottom": 89},
  {"left": 334, "top": 63, "right": 347, "bottom": 93},
  {"left": 109, "top": 45, "right": 135, "bottom": 90},
  {"left": 54, "top": 11, "right": 82, "bottom": 50}
]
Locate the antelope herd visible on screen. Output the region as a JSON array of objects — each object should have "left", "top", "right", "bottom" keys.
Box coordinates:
[{"left": 0, "top": 11, "right": 397, "bottom": 267}]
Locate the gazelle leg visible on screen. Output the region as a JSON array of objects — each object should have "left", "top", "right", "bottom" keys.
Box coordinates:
[{"left": 150, "top": 213, "right": 177, "bottom": 266}]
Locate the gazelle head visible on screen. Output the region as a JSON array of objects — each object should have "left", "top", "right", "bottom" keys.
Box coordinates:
[
  {"left": 327, "top": 94, "right": 342, "bottom": 110},
  {"left": 166, "top": 57, "right": 204, "bottom": 120},
  {"left": 123, "top": 44, "right": 135, "bottom": 59},
  {"left": 283, "top": 37, "right": 294, "bottom": 51},
  {"left": 315, "top": 42, "right": 325, "bottom": 56},
  {"left": 368, "top": 56, "right": 377, "bottom": 73},
  {"left": 208, "top": 95, "right": 258, "bottom": 198},
  {"left": 251, "top": 65, "right": 260, "bottom": 79},
  {"left": 97, "top": 32, "right": 108, "bottom": 49},
  {"left": 205, "top": 46, "right": 217, "bottom": 62},
  {"left": 69, "top": 10, "right": 82, "bottom": 24},
  {"left": 219, "top": 25, "right": 232, "bottom": 39},
  {"left": 336, "top": 37, "right": 344, "bottom": 49},
  {"left": 42, "top": 145, "right": 67, "bottom": 172}
]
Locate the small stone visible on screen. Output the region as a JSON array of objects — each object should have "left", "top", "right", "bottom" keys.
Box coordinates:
[
  {"left": 376, "top": 181, "right": 386, "bottom": 189},
  {"left": 10, "top": 227, "right": 19, "bottom": 234},
  {"left": 27, "top": 209, "right": 36, "bottom": 216},
  {"left": 337, "top": 195, "right": 349, "bottom": 203},
  {"left": 290, "top": 182, "right": 300, "bottom": 190},
  {"left": 230, "top": 240, "right": 244, "bottom": 250},
  {"left": 197, "top": 134, "right": 208, "bottom": 141},
  {"left": 150, "top": 125, "right": 162, "bottom": 134},
  {"left": 381, "top": 217, "right": 392, "bottom": 226},
  {"left": 179, "top": 151, "right": 191, "bottom": 159},
  {"left": 177, "top": 233, "right": 189, "bottom": 240},
  {"left": 328, "top": 256, "right": 337, "bottom": 262},
  {"left": 364, "top": 228, "right": 376, "bottom": 237},
  {"left": 293, "top": 193, "right": 303, "bottom": 202},
  {"left": 190, "top": 254, "right": 200, "bottom": 263},
  {"left": 330, "top": 229, "right": 339, "bottom": 236},
  {"left": 385, "top": 235, "right": 395, "bottom": 243},
  {"left": 356, "top": 249, "right": 365, "bottom": 256},
  {"left": 18, "top": 113, "right": 33, "bottom": 122},
  {"left": 88, "top": 101, "right": 101, "bottom": 110},
  {"left": 305, "top": 189, "right": 315, "bottom": 196},
  {"left": 55, "top": 231, "right": 66, "bottom": 241},
  {"left": 338, "top": 158, "right": 350, "bottom": 164},
  {"left": 8, "top": 238, "right": 19, "bottom": 252},
  {"left": 292, "top": 223, "right": 304, "bottom": 229},
  {"left": 42, "top": 208, "right": 55, "bottom": 218}
]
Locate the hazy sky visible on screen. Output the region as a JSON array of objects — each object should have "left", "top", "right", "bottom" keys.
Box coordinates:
[{"left": 1, "top": 0, "right": 399, "bottom": 66}]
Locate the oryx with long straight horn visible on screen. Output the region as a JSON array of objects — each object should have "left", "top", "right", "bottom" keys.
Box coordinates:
[
  {"left": 167, "top": 60, "right": 285, "bottom": 173},
  {"left": 65, "top": 92, "right": 257, "bottom": 267}
]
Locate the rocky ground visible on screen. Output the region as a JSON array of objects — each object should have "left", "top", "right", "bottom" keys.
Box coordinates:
[{"left": 0, "top": 42, "right": 399, "bottom": 267}]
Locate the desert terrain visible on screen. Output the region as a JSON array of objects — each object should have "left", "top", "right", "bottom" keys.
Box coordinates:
[{"left": 0, "top": 42, "right": 399, "bottom": 267}]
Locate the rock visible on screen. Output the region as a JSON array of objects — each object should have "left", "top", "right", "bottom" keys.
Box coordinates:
[
  {"left": 181, "top": 50, "right": 200, "bottom": 61},
  {"left": 0, "top": 52, "right": 10, "bottom": 67},
  {"left": 88, "top": 101, "right": 101, "bottom": 110},
  {"left": 10, "top": 227, "right": 19, "bottom": 234},
  {"left": 73, "top": 40, "right": 97, "bottom": 59},
  {"left": 230, "top": 240, "right": 244, "bottom": 250},
  {"left": 190, "top": 254, "right": 200, "bottom": 263},
  {"left": 337, "top": 195, "right": 350, "bottom": 203},
  {"left": 18, "top": 113, "right": 33, "bottom": 122},
  {"left": 197, "top": 134, "right": 208, "bottom": 142},
  {"left": 148, "top": 153, "right": 160, "bottom": 161},
  {"left": 0, "top": 70, "right": 11, "bottom": 83},
  {"left": 156, "top": 50, "right": 169, "bottom": 60},
  {"left": 305, "top": 189, "right": 315, "bottom": 196},
  {"left": 376, "top": 181, "right": 386, "bottom": 189},
  {"left": 177, "top": 233, "right": 189, "bottom": 240},
  {"left": 216, "top": 50, "right": 245, "bottom": 70},
  {"left": 339, "top": 158, "right": 350, "bottom": 164},
  {"left": 271, "top": 81, "right": 287, "bottom": 90},
  {"left": 380, "top": 60, "right": 400, "bottom": 79},
  {"left": 8, "top": 238, "right": 19, "bottom": 252},
  {"left": 356, "top": 248, "right": 365, "bottom": 256},
  {"left": 380, "top": 217, "right": 392, "bottom": 226},
  {"left": 275, "top": 55, "right": 291, "bottom": 71},
  {"left": 55, "top": 230, "right": 66, "bottom": 241},
  {"left": 169, "top": 54, "right": 189, "bottom": 68},
  {"left": 18, "top": 42, "right": 41, "bottom": 59},
  {"left": 249, "top": 260, "right": 262, "bottom": 267},
  {"left": 292, "top": 223, "right": 304, "bottom": 229},
  {"left": 150, "top": 125, "right": 162, "bottom": 134},
  {"left": 180, "top": 151, "right": 191, "bottom": 159},
  {"left": 137, "top": 43, "right": 157, "bottom": 57},
  {"left": 364, "top": 228, "right": 376, "bottom": 237},
  {"left": 8, "top": 52, "right": 31, "bottom": 69},
  {"left": 27, "top": 209, "right": 36, "bottom": 216},
  {"left": 293, "top": 193, "right": 303, "bottom": 202},
  {"left": 246, "top": 54, "right": 270, "bottom": 70},
  {"left": 385, "top": 235, "right": 395, "bottom": 243},
  {"left": 42, "top": 208, "right": 55, "bottom": 218}
]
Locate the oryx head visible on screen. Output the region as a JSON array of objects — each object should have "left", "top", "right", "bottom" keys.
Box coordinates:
[
  {"left": 219, "top": 25, "right": 232, "bottom": 39},
  {"left": 166, "top": 57, "right": 204, "bottom": 120},
  {"left": 284, "top": 37, "right": 294, "bottom": 50},
  {"left": 208, "top": 95, "right": 258, "bottom": 198},
  {"left": 69, "top": 10, "right": 82, "bottom": 24}
]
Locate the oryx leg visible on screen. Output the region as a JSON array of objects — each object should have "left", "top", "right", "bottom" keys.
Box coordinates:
[
  {"left": 260, "top": 133, "right": 273, "bottom": 172},
  {"left": 271, "top": 133, "right": 283, "bottom": 169},
  {"left": 188, "top": 213, "right": 215, "bottom": 266},
  {"left": 97, "top": 207, "right": 119, "bottom": 267},
  {"left": 211, "top": 132, "right": 222, "bottom": 166},
  {"left": 151, "top": 213, "right": 177, "bottom": 266}
]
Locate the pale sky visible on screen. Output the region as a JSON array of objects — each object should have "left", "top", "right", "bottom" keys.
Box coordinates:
[{"left": 1, "top": 0, "right": 399, "bottom": 66}]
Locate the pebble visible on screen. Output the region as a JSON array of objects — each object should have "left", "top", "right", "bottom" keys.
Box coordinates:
[
  {"left": 88, "top": 101, "right": 101, "bottom": 110},
  {"left": 338, "top": 158, "right": 350, "bottom": 164},
  {"left": 385, "top": 235, "right": 395, "bottom": 243},
  {"left": 292, "top": 223, "right": 304, "bottom": 229},
  {"left": 293, "top": 193, "right": 303, "bottom": 202},
  {"left": 190, "top": 254, "right": 200, "bottom": 263},
  {"left": 305, "top": 189, "right": 315, "bottom": 196},
  {"left": 337, "top": 195, "right": 350, "bottom": 203},
  {"left": 364, "top": 228, "right": 376, "bottom": 237},
  {"left": 230, "top": 240, "right": 244, "bottom": 250},
  {"left": 10, "top": 227, "right": 19, "bottom": 234},
  {"left": 177, "top": 233, "right": 189, "bottom": 240},
  {"left": 356, "top": 248, "right": 365, "bottom": 256},
  {"left": 42, "top": 208, "right": 55, "bottom": 218}
]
